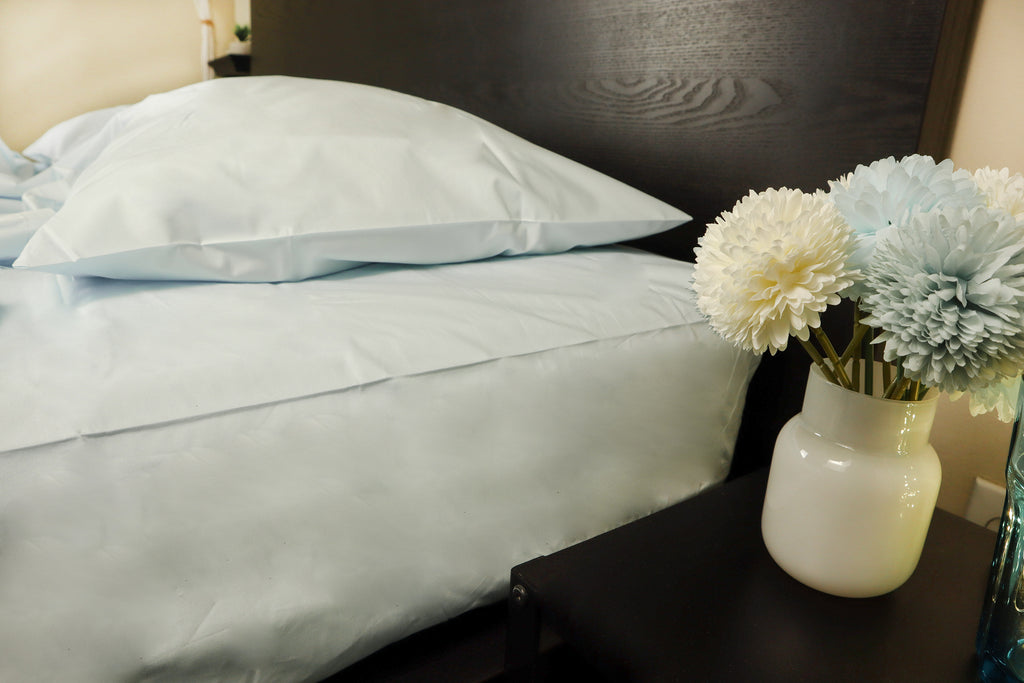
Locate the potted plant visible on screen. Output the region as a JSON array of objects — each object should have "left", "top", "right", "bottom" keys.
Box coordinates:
[{"left": 228, "top": 24, "right": 251, "bottom": 55}]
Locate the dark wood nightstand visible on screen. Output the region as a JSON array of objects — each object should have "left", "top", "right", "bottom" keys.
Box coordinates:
[{"left": 505, "top": 470, "right": 997, "bottom": 682}]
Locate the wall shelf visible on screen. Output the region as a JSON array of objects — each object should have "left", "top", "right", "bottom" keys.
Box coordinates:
[{"left": 208, "top": 54, "right": 250, "bottom": 77}]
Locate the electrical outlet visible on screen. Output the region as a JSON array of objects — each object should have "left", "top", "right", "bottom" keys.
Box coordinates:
[{"left": 965, "top": 477, "right": 1006, "bottom": 530}]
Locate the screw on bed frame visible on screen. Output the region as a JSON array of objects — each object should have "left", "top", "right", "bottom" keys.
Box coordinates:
[{"left": 511, "top": 583, "right": 530, "bottom": 607}]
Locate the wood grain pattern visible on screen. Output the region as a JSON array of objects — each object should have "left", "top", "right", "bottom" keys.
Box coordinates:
[{"left": 252, "top": 0, "right": 957, "bottom": 261}]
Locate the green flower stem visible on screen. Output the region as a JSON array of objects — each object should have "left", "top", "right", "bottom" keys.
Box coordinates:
[
  {"left": 850, "top": 305, "right": 862, "bottom": 392},
  {"left": 884, "top": 378, "right": 911, "bottom": 399},
  {"left": 812, "top": 327, "right": 852, "bottom": 389},
  {"left": 851, "top": 352, "right": 861, "bottom": 393},
  {"left": 860, "top": 327, "right": 874, "bottom": 396},
  {"left": 838, "top": 323, "right": 870, "bottom": 367},
  {"left": 882, "top": 358, "right": 892, "bottom": 389},
  {"left": 798, "top": 338, "right": 840, "bottom": 386},
  {"left": 883, "top": 366, "right": 910, "bottom": 399}
]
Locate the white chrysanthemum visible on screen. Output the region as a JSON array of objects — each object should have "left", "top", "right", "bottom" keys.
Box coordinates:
[
  {"left": 964, "top": 374, "right": 1021, "bottom": 423},
  {"left": 829, "top": 155, "right": 985, "bottom": 297},
  {"left": 974, "top": 167, "right": 1024, "bottom": 221},
  {"left": 960, "top": 168, "right": 1024, "bottom": 420},
  {"left": 861, "top": 205, "right": 1024, "bottom": 394},
  {"left": 693, "top": 188, "right": 858, "bottom": 355}
]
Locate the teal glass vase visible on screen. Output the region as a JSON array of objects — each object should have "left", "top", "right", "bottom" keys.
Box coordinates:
[{"left": 978, "top": 380, "right": 1024, "bottom": 682}]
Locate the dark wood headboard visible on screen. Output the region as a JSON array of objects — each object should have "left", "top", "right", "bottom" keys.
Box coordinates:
[{"left": 250, "top": 0, "right": 979, "bottom": 475}]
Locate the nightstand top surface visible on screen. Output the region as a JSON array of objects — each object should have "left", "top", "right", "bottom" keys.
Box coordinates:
[{"left": 511, "top": 470, "right": 996, "bottom": 682}]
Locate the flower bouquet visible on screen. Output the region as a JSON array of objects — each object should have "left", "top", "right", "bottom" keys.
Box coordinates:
[
  {"left": 702, "top": 155, "right": 1024, "bottom": 599},
  {"left": 693, "top": 155, "right": 1024, "bottom": 417}
]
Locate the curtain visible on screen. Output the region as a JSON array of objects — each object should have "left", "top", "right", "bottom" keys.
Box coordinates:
[{"left": 193, "top": 0, "right": 214, "bottom": 80}]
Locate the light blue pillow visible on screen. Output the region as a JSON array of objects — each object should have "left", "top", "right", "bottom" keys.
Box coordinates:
[
  {"left": 23, "top": 105, "right": 128, "bottom": 166},
  {"left": 14, "top": 76, "right": 689, "bottom": 282},
  {"left": 1, "top": 105, "right": 132, "bottom": 261}
]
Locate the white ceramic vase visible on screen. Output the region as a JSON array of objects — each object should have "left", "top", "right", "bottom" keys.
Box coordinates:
[{"left": 761, "top": 366, "right": 942, "bottom": 598}]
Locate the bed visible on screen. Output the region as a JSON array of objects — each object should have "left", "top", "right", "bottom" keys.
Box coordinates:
[{"left": 0, "top": 1, "right": 977, "bottom": 681}]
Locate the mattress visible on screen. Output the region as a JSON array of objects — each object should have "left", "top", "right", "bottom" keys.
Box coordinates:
[{"left": 0, "top": 247, "right": 758, "bottom": 682}]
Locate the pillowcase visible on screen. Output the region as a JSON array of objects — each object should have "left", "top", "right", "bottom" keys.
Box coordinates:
[
  {"left": 1, "top": 108, "right": 132, "bottom": 261},
  {"left": 22, "top": 105, "right": 128, "bottom": 165},
  {"left": 14, "top": 76, "right": 689, "bottom": 282}
]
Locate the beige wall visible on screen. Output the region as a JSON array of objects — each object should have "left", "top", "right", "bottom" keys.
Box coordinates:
[
  {"left": 949, "top": 0, "right": 1024, "bottom": 171},
  {"left": 235, "top": 0, "right": 251, "bottom": 28},
  {"left": 0, "top": 0, "right": 237, "bottom": 152},
  {"left": 934, "top": 0, "right": 1024, "bottom": 515}
]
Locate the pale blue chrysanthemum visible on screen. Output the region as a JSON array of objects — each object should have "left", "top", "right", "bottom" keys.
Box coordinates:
[
  {"left": 693, "top": 188, "right": 857, "bottom": 355},
  {"left": 861, "top": 205, "right": 1024, "bottom": 394},
  {"left": 830, "top": 155, "right": 986, "bottom": 297}
]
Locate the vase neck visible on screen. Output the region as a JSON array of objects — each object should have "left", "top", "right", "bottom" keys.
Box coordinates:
[{"left": 800, "top": 367, "right": 937, "bottom": 454}]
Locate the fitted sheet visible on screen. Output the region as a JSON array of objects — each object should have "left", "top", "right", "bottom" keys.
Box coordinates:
[{"left": 0, "top": 247, "right": 758, "bottom": 682}]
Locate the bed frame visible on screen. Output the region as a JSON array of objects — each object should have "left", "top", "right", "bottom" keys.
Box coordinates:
[{"left": 249, "top": 1, "right": 979, "bottom": 679}]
